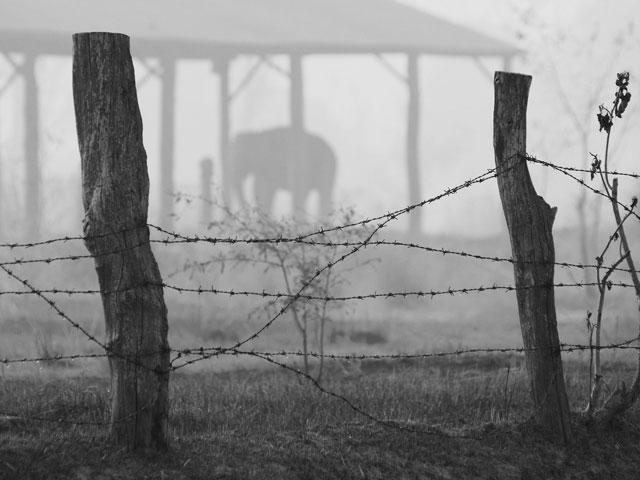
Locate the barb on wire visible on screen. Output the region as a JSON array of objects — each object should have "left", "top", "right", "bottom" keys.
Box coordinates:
[
  {"left": 524, "top": 153, "right": 640, "bottom": 223},
  {"left": 0, "top": 265, "right": 108, "bottom": 350},
  {"left": 161, "top": 237, "right": 640, "bottom": 276},
  {"left": 170, "top": 337, "right": 638, "bottom": 439},
  {"left": 0, "top": 240, "right": 152, "bottom": 267},
  {"left": 169, "top": 337, "right": 640, "bottom": 366},
  {"left": 0, "top": 266, "right": 169, "bottom": 374},
  {"left": 3, "top": 279, "right": 638, "bottom": 301},
  {"left": 5, "top": 235, "right": 640, "bottom": 278},
  {"left": 0, "top": 223, "right": 147, "bottom": 249},
  {"left": 524, "top": 156, "right": 640, "bottom": 179},
  {"left": 1, "top": 352, "right": 108, "bottom": 364},
  {"left": 160, "top": 168, "right": 502, "bottom": 365},
  {"left": 5, "top": 336, "right": 639, "bottom": 369},
  {"left": 150, "top": 169, "right": 499, "bottom": 246}
]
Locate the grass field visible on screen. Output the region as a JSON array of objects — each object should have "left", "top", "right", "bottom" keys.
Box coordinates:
[
  {"left": 2, "top": 355, "right": 640, "bottom": 479},
  {"left": 3, "top": 227, "right": 640, "bottom": 478}
]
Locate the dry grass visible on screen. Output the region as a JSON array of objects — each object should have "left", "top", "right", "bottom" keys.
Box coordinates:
[
  {"left": 3, "top": 228, "right": 640, "bottom": 477},
  {"left": 2, "top": 355, "right": 640, "bottom": 479}
]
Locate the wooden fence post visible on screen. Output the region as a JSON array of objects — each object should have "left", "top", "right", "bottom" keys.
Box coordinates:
[
  {"left": 72, "top": 32, "right": 170, "bottom": 451},
  {"left": 493, "top": 71, "right": 572, "bottom": 443}
]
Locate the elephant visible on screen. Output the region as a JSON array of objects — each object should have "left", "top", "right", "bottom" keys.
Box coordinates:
[{"left": 223, "top": 127, "right": 336, "bottom": 219}]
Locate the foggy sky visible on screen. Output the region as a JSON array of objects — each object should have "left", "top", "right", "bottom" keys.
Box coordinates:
[{"left": 0, "top": 0, "right": 638, "bottom": 239}]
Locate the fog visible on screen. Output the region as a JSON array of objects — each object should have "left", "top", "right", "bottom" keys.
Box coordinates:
[
  {"left": 0, "top": 0, "right": 637, "bottom": 240},
  {"left": 1, "top": 0, "right": 640, "bottom": 357}
]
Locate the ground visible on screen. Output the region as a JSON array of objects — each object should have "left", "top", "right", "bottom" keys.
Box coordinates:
[
  {"left": 3, "top": 227, "right": 640, "bottom": 478},
  {"left": 2, "top": 357, "right": 640, "bottom": 479}
]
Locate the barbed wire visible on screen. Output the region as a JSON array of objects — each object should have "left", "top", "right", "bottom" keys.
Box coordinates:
[
  {"left": 0, "top": 156, "right": 636, "bottom": 254},
  {"left": 6, "top": 339, "right": 628, "bottom": 435},
  {"left": 5, "top": 337, "right": 638, "bottom": 367},
  {"left": 3, "top": 337, "right": 639, "bottom": 434},
  {"left": 0, "top": 266, "right": 168, "bottom": 373},
  {"left": 5, "top": 237, "right": 640, "bottom": 281},
  {"left": 168, "top": 337, "right": 640, "bottom": 371},
  {"left": 1, "top": 279, "right": 637, "bottom": 301},
  {"left": 0, "top": 224, "right": 148, "bottom": 249},
  {"left": 1, "top": 352, "right": 108, "bottom": 364},
  {"left": 157, "top": 237, "right": 640, "bottom": 276},
  {"left": 150, "top": 168, "right": 500, "bottom": 244},
  {"left": 4, "top": 156, "right": 640, "bottom": 435},
  {"left": 6, "top": 232, "right": 640, "bottom": 279},
  {"left": 524, "top": 154, "right": 640, "bottom": 224},
  {"left": 0, "top": 240, "right": 153, "bottom": 267},
  {"left": 170, "top": 338, "right": 640, "bottom": 364},
  {"left": 524, "top": 156, "right": 640, "bottom": 179}
]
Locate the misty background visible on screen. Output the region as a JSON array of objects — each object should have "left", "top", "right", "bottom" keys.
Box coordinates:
[
  {"left": 0, "top": 0, "right": 638, "bottom": 239},
  {"left": 1, "top": 0, "right": 640, "bottom": 363}
]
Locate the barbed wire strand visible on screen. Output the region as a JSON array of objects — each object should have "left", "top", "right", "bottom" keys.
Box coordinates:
[
  {"left": 0, "top": 266, "right": 167, "bottom": 373},
  {"left": 4, "top": 337, "right": 638, "bottom": 369},
  {"left": 0, "top": 224, "right": 148, "bottom": 249},
  {"left": 1, "top": 279, "right": 637, "bottom": 301},
  {"left": 524, "top": 154, "right": 640, "bottom": 223}
]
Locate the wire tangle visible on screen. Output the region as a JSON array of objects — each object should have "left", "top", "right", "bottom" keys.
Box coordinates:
[{"left": 3, "top": 158, "right": 640, "bottom": 437}]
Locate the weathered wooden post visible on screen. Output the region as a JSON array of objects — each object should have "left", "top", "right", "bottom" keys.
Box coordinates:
[
  {"left": 72, "top": 33, "right": 170, "bottom": 451},
  {"left": 493, "top": 71, "right": 572, "bottom": 443},
  {"left": 200, "top": 157, "right": 213, "bottom": 226}
]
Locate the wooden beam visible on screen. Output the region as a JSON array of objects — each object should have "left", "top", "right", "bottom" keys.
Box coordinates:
[
  {"left": 23, "top": 53, "right": 40, "bottom": 238},
  {"left": 200, "top": 157, "right": 213, "bottom": 226},
  {"left": 406, "top": 53, "right": 421, "bottom": 235},
  {"left": 159, "top": 56, "right": 176, "bottom": 229},
  {"left": 503, "top": 55, "right": 512, "bottom": 73},
  {"left": 215, "top": 57, "right": 231, "bottom": 209},
  {"left": 290, "top": 53, "right": 306, "bottom": 217}
]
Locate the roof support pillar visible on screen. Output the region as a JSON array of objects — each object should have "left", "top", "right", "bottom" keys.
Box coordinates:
[
  {"left": 503, "top": 55, "right": 512, "bottom": 73},
  {"left": 215, "top": 56, "right": 231, "bottom": 209},
  {"left": 406, "top": 52, "right": 422, "bottom": 235},
  {"left": 24, "top": 53, "right": 40, "bottom": 238},
  {"left": 159, "top": 56, "right": 176, "bottom": 229},
  {"left": 289, "top": 53, "right": 306, "bottom": 218}
]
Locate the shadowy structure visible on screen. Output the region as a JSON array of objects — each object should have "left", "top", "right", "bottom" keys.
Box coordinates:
[
  {"left": 0, "top": 0, "right": 519, "bottom": 236},
  {"left": 225, "top": 127, "right": 336, "bottom": 219}
]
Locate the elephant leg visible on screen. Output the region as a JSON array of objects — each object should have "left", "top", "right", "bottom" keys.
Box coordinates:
[
  {"left": 255, "top": 177, "right": 277, "bottom": 216},
  {"left": 319, "top": 191, "right": 332, "bottom": 220},
  {"left": 291, "top": 182, "right": 309, "bottom": 221}
]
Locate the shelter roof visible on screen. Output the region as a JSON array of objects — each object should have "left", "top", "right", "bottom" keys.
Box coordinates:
[{"left": 0, "top": 0, "right": 519, "bottom": 58}]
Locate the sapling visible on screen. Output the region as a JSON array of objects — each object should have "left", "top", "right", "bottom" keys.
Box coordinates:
[
  {"left": 181, "top": 204, "right": 377, "bottom": 382},
  {"left": 584, "top": 72, "right": 639, "bottom": 422}
]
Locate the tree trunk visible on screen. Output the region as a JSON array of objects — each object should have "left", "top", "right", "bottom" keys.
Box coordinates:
[
  {"left": 72, "top": 32, "right": 170, "bottom": 451},
  {"left": 493, "top": 71, "right": 572, "bottom": 444}
]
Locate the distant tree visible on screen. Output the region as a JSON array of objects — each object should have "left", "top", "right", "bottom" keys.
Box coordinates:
[
  {"left": 584, "top": 72, "right": 640, "bottom": 423},
  {"left": 509, "top": 2, "right": 637, "bottom": 296},
  {"left": 180, "top": 204, "right": 378, "bottom": 383}
]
